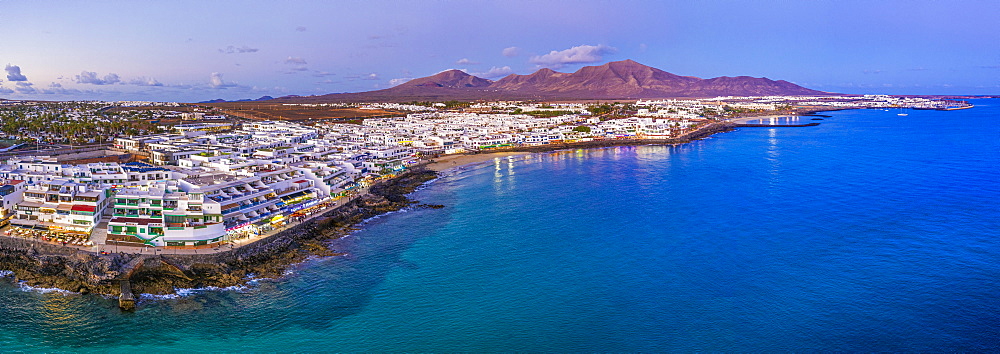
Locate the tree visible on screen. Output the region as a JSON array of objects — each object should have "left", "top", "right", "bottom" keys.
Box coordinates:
[{"left": 572, "top": 126, "right": 591, "bottom": 133}]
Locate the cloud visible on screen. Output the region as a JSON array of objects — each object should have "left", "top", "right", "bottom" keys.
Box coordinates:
[
  {"left": 38, "top": 82, "right": 83, "bottom": 95},
  {"left": 863, "top": 69, "right": 884, "bottom": 75},
  {"left": 502, "top": 47, "right": 521, "bottom": 57},
  {"left": 529, "top": 44, "right": 617, "bottom": 68},
  {"left": 128, "top": 77, "right": 163, "bottom": 86},
  {"left": 285, "top": 56, "right": 308, "bottom": 65},
  {"left": 220, "top": 45, "right": 259, "bottom": 54},
  {"left": 639, "top": 43, "right": 648, "bottom": 52},
  {"left": 471, "top": 66, "right": 513, "bottom": 79},
  {"left": 388, "top": 78, "right": 413, "bottom": 86},
  {"left": 289, "top": 67, "right": 309, "bottom": 72},
  {"left": 75, "top": 71, "right": 121, "bottom": 85},
  {"left": 312, "top": 71, "right": 335, "bottom": 77},
  {"left": 981, "top": 65, "right": 1000, "bottom": 69},
  {"left": 295, "top": 26, "right": 307, "bottom": 32},
  {"left": 365, "top": 73, "right": 379, "bottom": 80},
  {"left": 5, "top": 64, "right": 28, "bottom": 81},
  {"left": 0, "top": 87, "right": 13, "bottom": 94},
  {"left": 209, "top": 72, "right": 236, "bottom": 88},
  {"left": 456, "top": 58, "right": 479, "bottom": 65},
  {"left": 14, "top": 82, "right": 37, "bottom": 94}
]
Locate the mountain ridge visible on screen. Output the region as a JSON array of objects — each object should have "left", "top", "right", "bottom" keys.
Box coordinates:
[{"left": 269, "top": 60, "right": 831, "bottom": 103}]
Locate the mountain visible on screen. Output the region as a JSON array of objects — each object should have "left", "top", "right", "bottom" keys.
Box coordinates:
[
  {"left": 490, "top": 60, "right": 705, "bottom": 98},
  {"left": 400, "top": 69, "right": 493, "bottom": 88},
  {"left": 490, "top": 68, "right": 569, "bottom": 91},
  {"left": 270, "top": 60, "right": 830, "bottom": 102},
  {"left": 237, "top": 95, "right": 275, "bottom": 102},
  {"left": 199, "top": 95, "right": 275, "bottom": 103}
]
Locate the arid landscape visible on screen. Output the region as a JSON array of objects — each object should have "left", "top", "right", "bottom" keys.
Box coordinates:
[{"left": 199, "top": 102, "right": 396, "bottom": 122}]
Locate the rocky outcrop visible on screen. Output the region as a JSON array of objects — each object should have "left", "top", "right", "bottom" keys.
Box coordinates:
[{"left": 0, "top": 239, "right": 132, "bottom": 294}]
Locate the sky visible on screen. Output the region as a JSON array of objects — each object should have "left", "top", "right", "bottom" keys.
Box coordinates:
[{"left": 1, "top": 0, "right": 998, "bottom": 102}]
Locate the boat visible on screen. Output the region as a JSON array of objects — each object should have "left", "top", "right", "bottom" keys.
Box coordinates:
[{"left": 897, "top": 107, "right": 908, "bottom": 116}]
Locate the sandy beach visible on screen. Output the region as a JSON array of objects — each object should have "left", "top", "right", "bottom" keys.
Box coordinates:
[{"left": 426, "top": 152, "right": 531, "bottom": 171}]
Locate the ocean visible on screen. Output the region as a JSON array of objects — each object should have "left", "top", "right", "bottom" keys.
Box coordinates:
[{"left": 1, "top": 99, "right": 998, "bottom": 352}]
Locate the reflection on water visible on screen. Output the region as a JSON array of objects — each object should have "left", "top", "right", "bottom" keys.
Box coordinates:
[
  {"left": 492, "top": 155, "right": 521, "bottom": 195},
  {"left": 744, "top": 116, "right": 802, "bottom": 125},
  {"left": 767, "top": 128, "right": 782, "bottom": 188}
]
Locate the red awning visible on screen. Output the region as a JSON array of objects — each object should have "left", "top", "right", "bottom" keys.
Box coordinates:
[
  {"left": 71, "top": 205, "right": 97, "bottom": 212},
  {"left": 294, "top": 180, "right": 307, "bottom": 183}
]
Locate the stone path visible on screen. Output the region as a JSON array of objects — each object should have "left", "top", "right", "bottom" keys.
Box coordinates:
[{"left": 88, "top": 216, "right": 110, "bottom": 252}]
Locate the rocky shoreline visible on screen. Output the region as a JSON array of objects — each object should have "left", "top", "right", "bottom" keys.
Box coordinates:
[{"left": 0, "top": 168, "right": 438, "bottom": 297}]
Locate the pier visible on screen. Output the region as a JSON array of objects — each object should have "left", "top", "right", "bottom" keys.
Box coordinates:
[{"left": 119, "top": 280, "right": 136, "bottom": 311}]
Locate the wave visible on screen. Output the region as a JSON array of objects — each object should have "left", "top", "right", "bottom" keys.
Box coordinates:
[
  {"left": 138, "top": 273, "right": 269, "bottom": 301},
  {"left": 355, "top": 206, "right": 415, "bottom": 226},
  {"left": 174, "top": 284, "right": 249, "bottom": 297},
  {"left": 17, "top": 281, "right": 76, "bottom": 295},
  {"left": 0, "top": 270, "right": 13, "bottom": 277},
  {"left": 139, "top": 293, "right": 181, "bottom": 300},
  {"left": 410, "top": 177, "right": 440, "bottom": 192},
  {"left": 138, "top": 284, "right": 251, "bottom": 300}
]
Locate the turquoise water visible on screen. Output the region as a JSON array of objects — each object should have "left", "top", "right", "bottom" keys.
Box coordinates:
[{"left": 1, "top": 100, "right": 998, "bottom": 352}]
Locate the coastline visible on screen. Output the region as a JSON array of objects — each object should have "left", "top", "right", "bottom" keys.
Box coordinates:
[
  {"left": 426, "top": 152, "right": 530, "bottom": 172},
  {"left": 0, "top": 169, "right": 438, "bottom": 297},
  {"left": 0, "top": 109, "right": 840, "bottom": 300}
]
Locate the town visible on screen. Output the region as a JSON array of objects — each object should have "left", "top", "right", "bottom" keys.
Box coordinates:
[{"left": 0, "top": 94, "right": 970, "bottom": 251}]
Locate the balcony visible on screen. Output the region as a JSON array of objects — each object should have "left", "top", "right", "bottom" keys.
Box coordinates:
[{"left": 221, "top": 199, "right": 277, "bottom": 215}]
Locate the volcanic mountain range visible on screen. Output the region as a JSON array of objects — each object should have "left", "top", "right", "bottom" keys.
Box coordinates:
[{"left": 271, "top": 60, "right": 829, "bottom": 102}]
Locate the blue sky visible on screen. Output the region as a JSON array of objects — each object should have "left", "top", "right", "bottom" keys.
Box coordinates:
[{"left": 1, "top": 0, "right": 997, "bottom": 101}]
